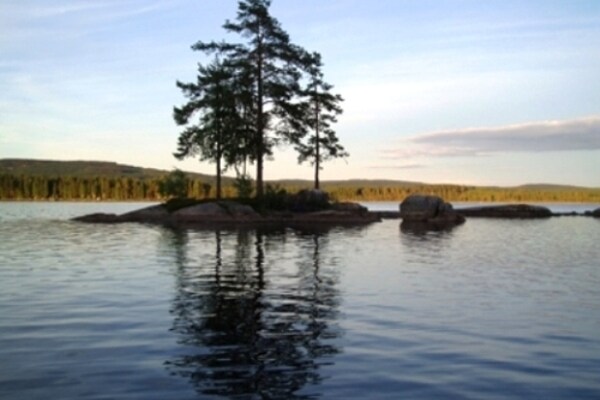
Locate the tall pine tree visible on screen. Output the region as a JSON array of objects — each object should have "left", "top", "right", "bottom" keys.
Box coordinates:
[
  {"left": 297, "top": 53, "right": 347, "bottom": 190},
  {"left": 192, "top": 0, "right": 311, "bottom": 199},
  {"left": 173, "top": 58, "right": 240, "bottom": 200}
]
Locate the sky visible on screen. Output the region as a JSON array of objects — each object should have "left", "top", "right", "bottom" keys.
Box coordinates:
[{"left": 1, "top": 0, "right": 599, "bottom": 187}]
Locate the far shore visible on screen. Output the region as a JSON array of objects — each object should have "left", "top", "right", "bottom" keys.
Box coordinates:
[{"left": 2, "top": 199, "right": 600, "bottom": 205}]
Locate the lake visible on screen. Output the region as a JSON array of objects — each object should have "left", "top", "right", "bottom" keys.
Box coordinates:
[{"left": 1, "top": 202, "right": 600, "bottom": 399}]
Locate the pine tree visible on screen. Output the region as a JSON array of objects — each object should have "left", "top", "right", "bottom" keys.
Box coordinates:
[
  {"left": 297, "top": 53, "right": 347, "bottom": 190},
  {"left": 174, "top": 58, "right": 241, "bottom": 200},
  {"left": 192, "top": 0, "right": 311, "bottom": 199}
]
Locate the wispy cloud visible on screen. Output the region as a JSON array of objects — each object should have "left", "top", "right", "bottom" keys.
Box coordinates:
[
  {"left": 27, "top": 2, "right": 111, "bottom": 18},
  {"left": 368, "top": 164, "right": 425, "bottom": 170},
  {"left": 1, "top": 1, "right": 171, "bottom": 19},
  {"left": 384, "top": 116, "right": 600, "bottom": 159},
  {"left": 0, "top": 1, "right": 175, "bottom": 42}
]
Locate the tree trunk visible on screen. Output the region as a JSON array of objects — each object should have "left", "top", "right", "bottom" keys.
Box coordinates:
[
  {"left": 255, "top": 35, "right": 265, "bottom": 200},
  {"left": 216, "top": 128, "right": 222, "bottom": 200},
  {"left": 314, "top": 98, "right": 320, "bottom": 190},
  {"left": 256, "top": 152, "right": 263, "bottom": 198},
  {"left": 216, "top": 156, "right": 221, "bottom": 200}
]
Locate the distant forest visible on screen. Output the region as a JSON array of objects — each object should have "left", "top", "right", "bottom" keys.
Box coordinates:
[
  {"left": 1, "top": 159, "right": 598, "bottom": 202},
  {"left": 1, "top": 173, "right": 599, "bottom": 203}
]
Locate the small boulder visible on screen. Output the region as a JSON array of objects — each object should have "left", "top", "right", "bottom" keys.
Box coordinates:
[
  {"left": 400, "top": 195, "right": 445, "bottom": 221},
  {"left": 592, "top": 207, "right": 600, "bottom": 218},
  {"left": 400, "top": 194, "right": 465, "bottom": 231}
]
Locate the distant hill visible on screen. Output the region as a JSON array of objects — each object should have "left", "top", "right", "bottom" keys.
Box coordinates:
[
  {"left": 0, "top": 158, "right": 425, "bottom": 187},
  {"left": 272, "top": 178, "right": 423, "bottom": 189},
  {"left": 0, "top": 158, "right": 217, "bottom": 181}
]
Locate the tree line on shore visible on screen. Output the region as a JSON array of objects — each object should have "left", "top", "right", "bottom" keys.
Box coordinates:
[{"left": 2, "top": 173, "right": 598, "bottom": 203}]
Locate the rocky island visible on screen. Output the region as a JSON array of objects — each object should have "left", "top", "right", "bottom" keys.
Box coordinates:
[
  {"left": 73, "top": 190, "right": 380, "bottom": 229},
  {"left": 73, "top": 191, "right": 600, "bottom": 231}
]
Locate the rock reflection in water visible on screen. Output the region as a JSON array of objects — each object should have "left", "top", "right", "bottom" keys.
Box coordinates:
[{"left": 164, "top": 228, "right": 341, "bottom": 399}]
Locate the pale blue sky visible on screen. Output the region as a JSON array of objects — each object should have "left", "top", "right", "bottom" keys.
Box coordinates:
[{"left": 1, "top": 0, "right": 599, "bottom": 186}]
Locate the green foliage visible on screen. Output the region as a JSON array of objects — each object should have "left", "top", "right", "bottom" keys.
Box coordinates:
[
  {"left": 174, "top": 58, "right": 246, "bottom": 199},
  {"left": 158, "top": 169, "right": 190, "bottom": 199},
  {"left": 262, "top": 184, "right": 289, "bottom": 211},
  {"left": 296, "top": 52, "right": 347, "bottom": 189},
  {"left": 287, "top": 189, "right": 331, "bottom": 213},
  {"left": 233, "top": 175, "right": 254, "bottom": 199},
  {"left": 188, "top": 0, "right": 326, "bottom": 199}
]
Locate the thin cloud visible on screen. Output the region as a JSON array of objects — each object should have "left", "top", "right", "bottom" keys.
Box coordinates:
[
  {"left": 368, "top": 164, "right": 425, "bottom": 170},
  {"left": 29, "top": 3, "right": 111, "bottom": 18},
  {"left": 0, "top": 1, "right": 176, "bottom": 45},
  {"left": 387, "top": 116, "right": 600, "bottom": 159},
  {"left": 381, "top": 147, "right": 480, "bottom": 159},
  {"left": 13, "top": 1, "right": 170, "bottom": 19}
]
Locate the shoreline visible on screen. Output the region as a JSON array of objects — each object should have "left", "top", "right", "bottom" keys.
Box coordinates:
[
  {"left": 71, "top": 200, "right": 600, "bottom": 229},
  {"left": 0, "top": 199, "right": 160, "bottom": 203},
  {"left": 2, "top": 198, "right": 600, "bottom": 205}
]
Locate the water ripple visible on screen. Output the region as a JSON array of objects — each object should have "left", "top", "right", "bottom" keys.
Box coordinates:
[{"left": 1, "top": 204, "right": 600, "bottom": 399}]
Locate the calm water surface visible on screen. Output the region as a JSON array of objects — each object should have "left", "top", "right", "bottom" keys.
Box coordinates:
[{"left": 1, "top": 202, "right": 599, "bottom": 399}]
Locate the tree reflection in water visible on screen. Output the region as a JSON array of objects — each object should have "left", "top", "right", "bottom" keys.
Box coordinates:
[{"left": 164, "top": 227, "right": 341, "bottom": 399}]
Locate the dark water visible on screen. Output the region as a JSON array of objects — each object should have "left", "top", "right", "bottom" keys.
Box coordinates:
[{"left": 1, "top": 203, "right": 600, "bottom": 399}]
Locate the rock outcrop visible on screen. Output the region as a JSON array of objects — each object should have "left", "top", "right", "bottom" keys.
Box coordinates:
[
  {"left": 72, "top": 204, "right": 170, "bottom": 224},
  {"left": 399, "top": 194, "right": 465, "bottom": 231},
  {"left": 73, "top": 199, "right": 379, "bottom": 228},
  {"left": 120, "top": 204, "right": 170, "bottom": 222},
  {"left": 458, "top": 204, "right": 552, "bottom": 219},
  {"left": 72, "top": 213, "right": 121, "bottom": 223},
  {"left": 171, "top": 201, "right": 261, "bottom": 223}
]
